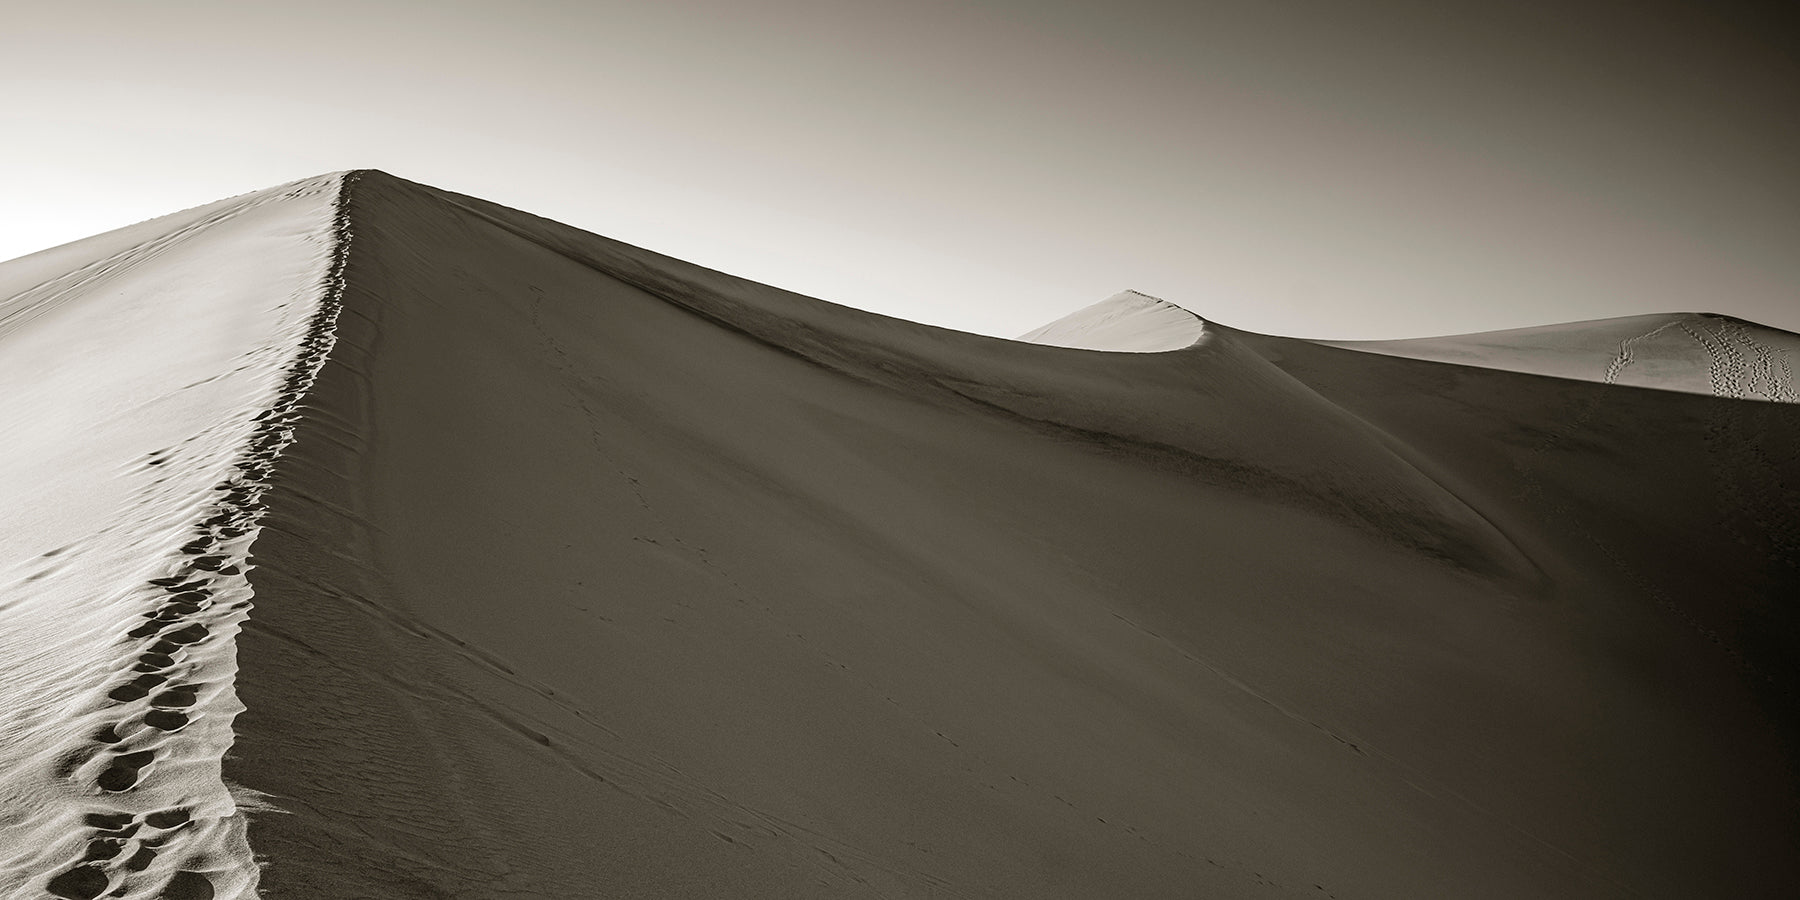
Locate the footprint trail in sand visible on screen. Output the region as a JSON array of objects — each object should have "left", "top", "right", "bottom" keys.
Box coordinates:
[{"left": 0, "top": 174, "right": 348, "bottom": 900}]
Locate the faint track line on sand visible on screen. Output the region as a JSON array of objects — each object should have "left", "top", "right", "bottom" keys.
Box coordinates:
[{"left": 1604, "top": 319, "right": 1682, "bottom": 385}]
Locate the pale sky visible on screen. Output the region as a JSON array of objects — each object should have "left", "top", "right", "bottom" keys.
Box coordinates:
[{"left": 3, "top": 1, "right": 1795, "bottom": 339}]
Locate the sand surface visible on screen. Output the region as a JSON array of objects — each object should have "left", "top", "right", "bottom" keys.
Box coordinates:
[{"left": 2, "top": 170, "right": 1796, "bottom": 898}]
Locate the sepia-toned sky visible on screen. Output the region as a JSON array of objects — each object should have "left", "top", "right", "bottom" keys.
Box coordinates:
[{"left": 2, "top": 1, "right": 1794, "bottom": 338}]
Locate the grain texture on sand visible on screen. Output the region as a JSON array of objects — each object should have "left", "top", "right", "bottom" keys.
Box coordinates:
[{"left": 214, "top": 171, "right": 1799, "bottom": 898}]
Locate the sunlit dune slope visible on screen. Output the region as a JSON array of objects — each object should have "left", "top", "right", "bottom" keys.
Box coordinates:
[
  {"left": 0, "top": 174, "right": 344, "bottom": 900},
  {"left": 1015, "top": 289, "right": 1204, "bottom": 352}
]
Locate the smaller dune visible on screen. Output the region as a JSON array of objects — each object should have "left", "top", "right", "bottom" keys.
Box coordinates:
[{"left": 1015, "top": 290, "right": 1205, "bottom": 352}]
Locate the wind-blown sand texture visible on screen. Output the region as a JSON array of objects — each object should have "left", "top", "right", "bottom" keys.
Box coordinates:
[{"left": 1, "top": 170, "right": 1795, "bottom": 899}]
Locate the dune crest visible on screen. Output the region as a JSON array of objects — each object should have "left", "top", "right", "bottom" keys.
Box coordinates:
[
  {"left": 2, "top": 170, "right": 1796, "bottom": 898},
  {"left": 1015, "top": 289, "right": 1205, "bottom": 352}
]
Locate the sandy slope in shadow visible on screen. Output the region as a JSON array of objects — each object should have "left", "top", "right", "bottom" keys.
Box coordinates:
[{"left": 216, "top": 171, "right": 1800, "bottom": 898}]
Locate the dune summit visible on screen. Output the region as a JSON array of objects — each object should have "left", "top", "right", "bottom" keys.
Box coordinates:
[
  {"left": 1, "top": 170, "right": 1796, "bottom": 899},
  {"left": 1015, "top": 289, "right": 1205, "bottom": 352}
]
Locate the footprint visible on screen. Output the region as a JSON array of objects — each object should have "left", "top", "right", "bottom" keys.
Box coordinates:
[
  {"left": 107, "top": 673, "right": 167, "bottom": 702},
  {"left": 144, "top": 710, "right": 190, "bottom": 731},
  {"left": 97, "top": 750, "right": 156, "bottom": 792},
  {"left": 162, "top": 624, "right": 209, "bottom": 645},
  {"left": 82, "top": 812, "right": 132, "bottom": 830},
  {"left": 151, "top": 686, "right": 199, "bottom": 709},
  {"left": 136, "top": 652, "right": 176, "bottom": 670},
  {"left": 125, "top": 620, "right": 166, "bottom": 639},
  {"left": 80, "top": 838, "right": 125, "bottom": 861},
  {"left": 45, "top": 866, "right": 109, "bottom": 900},
  {"left": 109, "top": 745, "right": 156, "bottom": 766},
  {"left": 144, "top": 807, "right": 191, "bottom": 829}
]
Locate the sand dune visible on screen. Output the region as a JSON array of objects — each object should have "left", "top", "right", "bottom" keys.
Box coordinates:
[
  {"left": 1015, "top": 290, "right": 1205, "bottom": 352},
  {"left": 1321, "top": 312, "right": 1800, "bottom": 402},
  {"left": 2, "top": 170, "right": 1796, "bottom": 898}
]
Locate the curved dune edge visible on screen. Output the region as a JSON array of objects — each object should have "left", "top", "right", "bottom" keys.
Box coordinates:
[{"left": 1015, "top": 290, "right": 1207, "bottom": 353}]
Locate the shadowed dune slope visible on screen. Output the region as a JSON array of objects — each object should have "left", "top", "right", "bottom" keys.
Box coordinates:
[{"left": 223, "top": 171, "right": 1800, "bottom": 898}]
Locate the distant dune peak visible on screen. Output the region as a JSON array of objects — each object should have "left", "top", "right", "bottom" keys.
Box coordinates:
[
  {"left": 1323, "top": 311, "right": 1800, "bottom": 402},
  {"left": 1017, "top": 289, "right": 1205, "bottom": 352}
]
